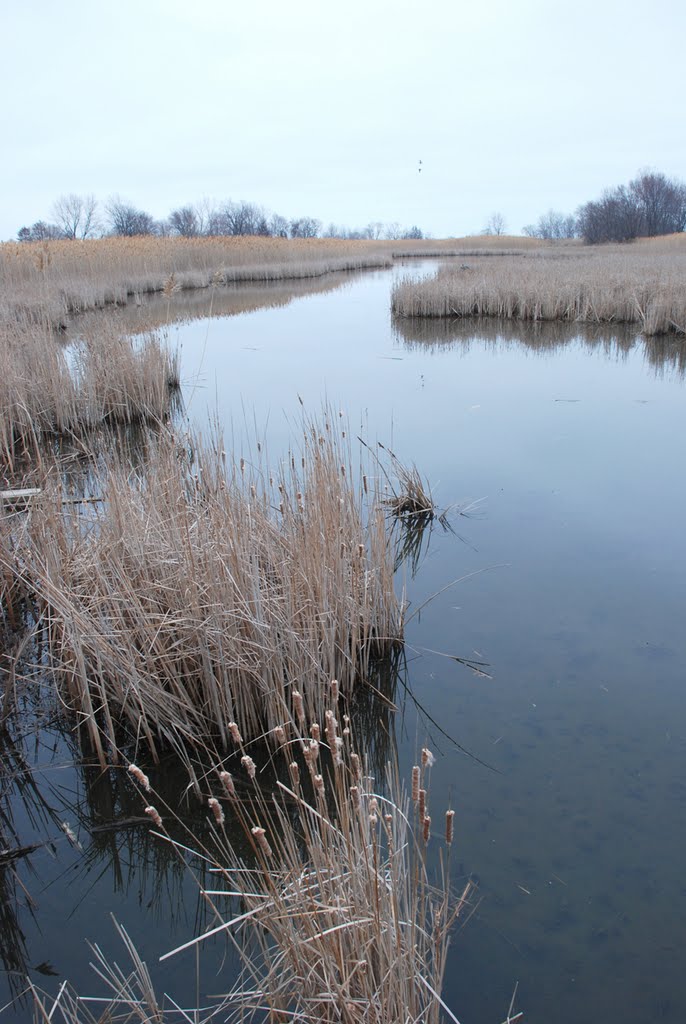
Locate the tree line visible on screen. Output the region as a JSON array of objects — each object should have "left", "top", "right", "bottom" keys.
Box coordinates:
[
  {"left": 16, "top": 194, "right": 425, "bottom": 243},
  {"left": 520, "top": 169, "right": 686, "bottom": 243}
]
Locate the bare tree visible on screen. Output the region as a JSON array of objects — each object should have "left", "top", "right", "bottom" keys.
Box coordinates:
[
  {"left": 169, "top": 206, "right": 199, "bottom": 237},
  {"left": 51, "top": 193, "right": 99, "bottom": 239},
  {"left": 106, "top": 196, "right": 155, "bottom": 236},
  {"left": 483, "top": 212, "right": 507, "bottom": 236},
  {"left": 289, "top": 217, "right": 321, "bottom": 238},
  {"left": 524, "top": 209, "right": 577, "bottom": 240},
  {"left": 17, "top": 221, "right": 62, "bottom": 242}
]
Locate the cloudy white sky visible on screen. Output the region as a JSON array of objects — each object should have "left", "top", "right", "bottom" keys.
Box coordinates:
[{"left": 3, "top": 0, "right": 685, "bottom": 240}]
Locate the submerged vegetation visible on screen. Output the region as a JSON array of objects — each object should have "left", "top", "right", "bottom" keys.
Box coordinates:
[{"left": 391, "top": 235, "right": 686, "bottom": 336}]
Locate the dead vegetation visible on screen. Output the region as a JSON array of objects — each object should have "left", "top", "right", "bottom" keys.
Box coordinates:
[
  {"left": 1, "top": 413, "right": 404, "bottom": 767},
  {"left": 391, "top": 235, "right": 686, "bottom": 336}
]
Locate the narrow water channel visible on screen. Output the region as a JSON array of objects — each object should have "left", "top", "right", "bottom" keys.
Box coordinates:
[{"left": 3, "top": 261, "right": 686, "bottom": 1023}]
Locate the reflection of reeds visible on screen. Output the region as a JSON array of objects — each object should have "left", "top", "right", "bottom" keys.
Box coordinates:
[
  {"left": 393, "top": 313, "right": 686, "bottom": 377},
  {"left": 392, "top": 238, "right": 686, "bottom": 336},
  {"left": 3, "top": 413, "right": 404, "bottom": 766}
]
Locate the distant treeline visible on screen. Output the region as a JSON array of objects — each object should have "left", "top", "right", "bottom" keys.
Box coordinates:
[
  {"left": 16, "top": 195, "right": 425, "bottom": 244},
  {"left": 522, "top": 170, "right": 686, "bottom": 244}
]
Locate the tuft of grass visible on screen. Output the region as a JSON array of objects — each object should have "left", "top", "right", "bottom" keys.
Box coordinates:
[{"left": 2, "top": 413, "right": 404, "bottom": 766}]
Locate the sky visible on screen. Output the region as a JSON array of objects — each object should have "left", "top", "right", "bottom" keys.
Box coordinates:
[{"left": 3, "top": 0, "right": 685, "bottom": 240}]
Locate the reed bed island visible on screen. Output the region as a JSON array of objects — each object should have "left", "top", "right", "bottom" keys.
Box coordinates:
[{"left": 392, "top": 235, "right": 686, "bottom": 336}]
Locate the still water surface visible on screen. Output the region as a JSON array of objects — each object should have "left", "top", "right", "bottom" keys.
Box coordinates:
[{"left": 3, "top": 261, "right": 685, "bottom": 1022}]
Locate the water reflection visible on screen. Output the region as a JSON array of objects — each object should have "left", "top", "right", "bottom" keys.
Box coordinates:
[{"left": 393, "top": 315, "right": 686, "bottom": 377}]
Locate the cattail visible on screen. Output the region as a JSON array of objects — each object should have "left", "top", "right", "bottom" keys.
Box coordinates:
[
  {"left": 422, "top": 747, "right": 436, "bottom": 769},
  {"left": 292, "top": 690, "right": 305, "bottom": 727},
  {"left": 363, "top": 474, "right": 368, "bottom": 494},
  {"left": 228, "top": 721, "right": 243, "bottom": 745},
  {"left": 250, "top": 484, "right": 256, "bottom": 498},
  {"left": 251, "top": 826, "right": 272, "bottom": 858},
  {"left": 219, "top": 771, "right": 236, "bottom": 800},
  {"left": 128, "top": 763, "right": 151, "bottom": 792},
  {"left": 357, "top": 543, "right": 365, "bottom": 558},
  {"left": 334, "top": 737, "right": 344, "bottom": 764},
  {"left": 208, "top": 797, "right": 224, "bottom": 826},
  {"left": 340, "top": 464, "right": 346, "bottom": 477},
  {"left": 423, "top": 815, "right": 431, "bottom": 844},
  {"left": 240, "top": 457, "right": 245, "bottom": 475},
  {"left": 350, "top": 752, "right": 362, "bottom": 781},
  {"left": 144, "top": 806, "right": 163, "bottom": 828},
  {"left": 350, "top": 785, "right": 360, "bottom": 809},
  {"left": 273, "top": 725, "right": 286, "bottom": 745},
  {"left": 330, "top": 679, "right": 339, "bottom": 703},
  {"left": 445, "top": 809, "right": 455, "bottom": 846},
  {"left": 310, "top": 722, "right": 320, "bottom": 742},
  {"left": 411, "top": 766, "right": 420, "bottom": 803},
  {"left": 325, "top": 709, "right": 338, "bottom": 751},
  {"left": 288, "top": 762, "right": 300, "bottom": 787},
  {"left": 419, "top": 788, "right": 426, "bottom": 822},
  {"left": 241, "top": 755, "right": 257, "bottom": 780},
  {"left": 313, "top": 773, "right": 325, "bottom": 795}
]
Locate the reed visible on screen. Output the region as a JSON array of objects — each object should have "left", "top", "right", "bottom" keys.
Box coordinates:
[
  {"left": 27, "top": 728, "right": 472, "bottom": 1024},
  {"left": 0, "top": 316, "right": 179, "bottom": 471},
  {"left": 3, "top": 412, "right": 403, "bottom": 766},
  {"left": 391, "top": 236, "right": 686, "bottom": 336}
]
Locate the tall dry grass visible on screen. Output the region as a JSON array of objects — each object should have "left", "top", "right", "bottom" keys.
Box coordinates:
[
  {"left": 0, "top": 317, "right": 179, "bottom": 471},
  {"left": 3, "top": 412, "right": 403, "bottom": 766},
  {"left": 392, "top": 236, "right": 686, "bottom": 336},
  {"left": 0, "top": 236, "right": 395, "bottom": 330},
  {"left": 27, "top": 729, "right": 473, "bottom": 1024}
]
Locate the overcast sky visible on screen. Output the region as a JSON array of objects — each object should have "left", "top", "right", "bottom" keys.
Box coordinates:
[{"left": 3, "top": 0, "right": 685, "bottom": 240}]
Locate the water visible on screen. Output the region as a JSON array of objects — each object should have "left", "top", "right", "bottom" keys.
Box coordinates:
[{"left": 2, "top": 261, "right": 686, "bottom": 1022}]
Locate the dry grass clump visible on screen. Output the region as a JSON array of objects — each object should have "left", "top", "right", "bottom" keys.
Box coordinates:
[
  {"left": 0, "top": 317, "right": 179, "bottom": 470},
  {"left": 391, "top": 237, "right": 686, "bottom": 336},
  {"left": 3, "top": 413, "right": 403, "bottom": 766},
  {"left": 30, "top": 729, "right": 472, "bottom": 1024}
]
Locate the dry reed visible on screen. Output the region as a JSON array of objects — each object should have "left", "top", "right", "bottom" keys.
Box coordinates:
[
  {"left": 391, "top": 236, "right": 686, "bottom": 336},
  {"left": 2, "top": 412, "right": 403, "bottom": 766}
]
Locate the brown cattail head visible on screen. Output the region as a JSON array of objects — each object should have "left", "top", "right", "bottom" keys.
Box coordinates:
[
  {"left": 325, "top": 709, "right": 338, "bottom": 751},
  {"left": 350, "top": 752, "right": 362, "bottom": 781},
  {"left": 251, "top": 826, "right": 272, "bottom": 858},
  {"left": 229, "top": 722, "right": 243, "bottom": 745},
  {"left": 419, "top": 788, "right": 426, "bottom": 822},
  {"left": 241, "top": 755, "right": 257, "bottom": 780},
  {"left": 411, "top": 765, "right": 420, "bottom": 803},
  {"left": 128, "top": 763, "right": 151, "bottom": 792},
  {"left": 310, "top": 722, "right": 321, "bottom": 741},
  {"left": 330, "top": 678, "right": 339, "bottom": 703},
  {"left": 208, "top": 797, "right": 224, "bottom": 826},
  {"left": 273, "top": 725, "right": 286, "bottom": 746},
  {"left": 350, "top": 785, "right": 360, "bottom": 809},
  {"left": 445, "top": 809, "right": 455, "bottom": 846},
  {"left": 144, "top": 806, "right": 163, "bottom": 829},
  {"left": 288, "top": 762, "right": 300, "bottom": 787},
  {"left": 313, "top": 774, "right": 325, "bottom": 795},
  {"left": 219, "top": 771, "right": 236, "bottom": 800},
  {"left": 422, "top": 747, "right": 435, "bottom": 769},
  {"left": 292, "top": 690, "right": 305, "bottom": 726},
  {"left": 423, "top": 815, "right": 431, "bottom": 844}
]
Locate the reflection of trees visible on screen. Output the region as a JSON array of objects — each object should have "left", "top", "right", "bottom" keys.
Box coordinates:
[{"left": 393, "top": 315, "right": 686, "bottom": 377}]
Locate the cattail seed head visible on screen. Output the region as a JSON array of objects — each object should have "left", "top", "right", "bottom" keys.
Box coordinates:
[
  {"left": 208, "top": 797, "right": 224, "bottom": 825},
  {"left": 273, "top": 725, "right": 286, "bottom": 745},
  {"left": 219, "top": 771, "right": 236, "bottom": 800},
  {"left": 350, "top": 785, "right": 360, "bottom": 809},
  {"left": 241, "top": 755, "right": 257, "bottom": 780},
  {"left": 228, "top": 722, "right": 243, "bottom": 745},
  {"left": 422, "top": 747, "right": 436, "bottom": 769},
  {"left": 310, "top": 722, "right": 320, "bottom": 742},
  {"left": 144, "top": 806, "right": 163, "bottom": 828},
  {"left": 292, "top": 690, "right": 305, "bottom": 726},
  {"left": 288, "top": 762, "right": 300, "bottom": 787},
  {"left": 251, "top": 826, "right": 272, "bottom": 858},
  {"left": 445, "top": 809, "right": 455, "bottom": 846},
  {"left": 411, "top": 766, "right": 420, "bottom": 803},
  {"left": 128, "top": 764, "right": 151, "bottom": 792},
  {"left": 330, "top": 679, "right": 339, "bottom": 703},
  {"left": 313, "top": 774, "right": 325, "bottom": 795},
  {"left": 419, "top": 788, "right": 426, "bottom": 822},
  {"left": 350, "top": 752, "right": 362, "bottom": 781},
  {"left": 423, "top": 815, "right": 431, "bottom": 844}
]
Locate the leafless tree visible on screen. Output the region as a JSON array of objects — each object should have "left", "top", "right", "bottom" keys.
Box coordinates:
[
  {"left": 17, "top": 221, "right": 62, "bottom": 242},
  {"left": 51, "top": 193, "right": 99, "bottom": 239},
  {"left": 289, "top": 217, "right": 321, "bottom": 238},
  {"left": 577, "top": 170, "right": 686, "bottom": 244},
  {"left": 169, "top": 206, "right": 199, "bottom": 237},
  {"left": 106, "top": 196, "right": 155, "bottom": 236},
  {"left": 483, "top": 212, "right": 507, "bottom": 236},
  {"left": 523, "top": 209, "right": 577, "bottom": 240}
]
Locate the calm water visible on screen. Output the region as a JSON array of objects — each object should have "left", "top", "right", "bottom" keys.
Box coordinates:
[{"left": 3, "top": 261, "right": 686, "bottom": 1022}]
